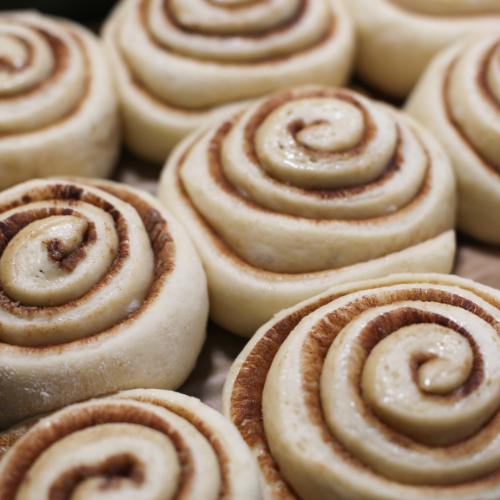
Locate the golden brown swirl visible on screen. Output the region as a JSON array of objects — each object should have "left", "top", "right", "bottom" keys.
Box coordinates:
[
  {"left": 407, "top": 32, "right": 500, "bottom": 244},
  {"left": 343, "top": 0, "right": 500, "bottom": 97},
  {"left": 0, "top": 11, "right": 120, "bottom": 189},
  {"left": 0, "top": 389, "right": 261, "bottom": 499},
  {"left": 223, "top": 273, "right": 500, "bottom": 500},
  {"left": 159, "top": 86, "right": 456, "bottom": 336},
  {"left": 0, "top": 179, "right": 208, "bottom": 430},
  {"left": 102, "top": 0, "right": 354, "bottom": 162}
]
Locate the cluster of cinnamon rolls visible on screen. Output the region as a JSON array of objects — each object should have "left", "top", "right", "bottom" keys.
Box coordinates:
[{"left": 1, "top": 1, "right": 500, "bottom": 499}]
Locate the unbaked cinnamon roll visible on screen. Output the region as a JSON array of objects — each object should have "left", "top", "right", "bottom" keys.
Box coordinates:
[
  {"left": 406, "top": 33, "right": 500, "bottom": 244},
  {"left": 0, "top": 11, "right": 120, "bottom": 190},
  {"left": 159, "top": 86, "right": 457, "bottom": 337},
  {"left": 0, "top": 178, "right": 208, "bottom": 430},
  {"left": 0, "top": 389, "right": 261, "bottom": 499},
  {"left": 223, "top": 273, "right": 500, "bottom": 500},
  {"left": 102, "top": 0, "right": 354, "bottom": 162},
  {"left": 342, "top": 0, "right": 500, "bottom": 98}
]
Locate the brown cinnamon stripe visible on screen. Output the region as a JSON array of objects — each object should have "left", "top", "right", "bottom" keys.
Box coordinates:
[
  {"left": 0, "top": 180, "right": 176, "bottom": 350},
  {"left": 0, "top": 423, "right": 36, "bottom": 462},
  {"left": 174, "top": 132, "right": 432, "bottom": 278},
  {"left": 127, "top": 64, "right": 216, "bottom": 113},
  {"left": 206, "top": 106, "right": 431, "bottom": 216},
  {"left": 175, "top": 132, "right": 264, "bottom": 270},
  {"left": 289, "top": 117, "right": 378, "bottom": 161},
  {"left": 0, "top": 395, "right": 231, "bottom": 499},
  {"left": 300, "top": 289, "right": 500, "bottom": 483},
  {"left": 45, "top": 218, "right": 96, "bottom": 272},
  {"left": 0, "top": 402, "right": 194, "bottom": 500},
  {"left": 0, "top": 58, "right": 25, "bottom": 72},
  {"left": 0, "top": 37, "right": 31, "bottom": 72},
  {"left": 205, "top": 0, "right": 270, "bottom": 10},
  {"left": 161, "top": 0, "right": 306, "bottom": 39},
  {"left": 359, "top": 308, "right": 483, "bottom": 402},
  {"left": 476, "top": 40, "right": 500, "bottom": 113},
  {"left": 230, "top": 294, "right": 335, "bottom": 500},
  {"left": 0, "top": 185, "right": 130, "bottom": 320},
  {"left": 0, "top": 28, "right": 64, "bottom": 102},
  {"left": 240, "top": 88, "right": 406, "bottom": 199},
  {"left": 87, "top": 180, "right": 176, "bottom": 281},
  {"left": 230, "top": 280, "right": 500, "bottom": 497},
  {"left": 0, "top": 207, "right": 76, "bottom": 253},
  {"left": 128, "top": 395, "right": 231, "bottom": 499},
  {"left": 246, "top": 88, "right": 378, "bottom": 160},
  {"left": 0, "top": 183, "right": 90, "bottom": 214},
  {"left": 134, "top": 0, "right": 334, "bottom": 68},
  {"left": 49, "top": 453, "right": 145, "bottom": 499},
  {"left": 303, "top": 289, "right": 493, "bottom": 413},
  {"left": 123, "top": 15, "right": 336, "bottom": 113},
  {"left": 0, "top": 208, "right": 97, "bottom": 274},
  {"left": 443, "top": 41, "right": 500, "bottom": 178}
]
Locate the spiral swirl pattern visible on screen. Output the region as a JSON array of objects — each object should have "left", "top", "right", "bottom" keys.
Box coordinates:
[
  {"left": 0, "top": 389, "right": 261, "bottom": 500},
  {"left": 0, "top": 179, "right": 208, "bottom": 430},
  {"left": 407, "top": 33, "right": 500, "bottom": 244},
  {"left": 0, "top": 12, "right": 119, "bottom": 189},
  {"left": 102, "top": 0, "right": 354, "bottom": 162},
  {"left": 159, "top": 86, "right": 456, "bottom": 336},
  {"left": 343, "top": 0, "right": 500, "bottom": 97},
  {"left": 223, "top": 273, "right": 500, "bottom": 500}
]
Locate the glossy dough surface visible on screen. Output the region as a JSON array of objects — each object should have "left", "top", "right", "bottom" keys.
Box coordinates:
[
  {"left": 407, "top": 32, "right": 500, "bottom": 244},
  {"left": 0, "top": 11, "right": 120, "bottom": 189},
  {"left": 0, "top": 389, "right": 261, "bottom": 500},
  {"left": 0, "top": 179, "right": 208, "bottom": 430},
  {"left": 342, "top": 0, "right": 500, "bottom": 97},
  {"left": 159, "top": 86, "right": 456, "bottom": 337},
  {"left": 223, "top": 273, "right": 500, "bottom": 500},
  {"left": 102, "top": 0, "right": 354, "bottom": 161}
]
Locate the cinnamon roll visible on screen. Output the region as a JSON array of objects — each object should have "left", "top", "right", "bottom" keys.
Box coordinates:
[
  {"left": 158, "top": 86, "right": 456, "bottom": 337},
  {"left": 223, "top": 273, "right": 500, "bottom": 500},
  {"left": 0, "top": 178, "right": 208, "bottom": 430},
  {"left": 0, "top": 389, "right": 261, "bottom": 499},
  {"left": 342, "top": 0, "right": 500, "bottom": 98},
  {"left": 0, "top": 11, "right": 120, "bottom": 190},
  {"left": 407, "top": 33, "right": 500, "bottom": 244},
  {"left": 102, "top": 0, "right": 354, "bottom": 162}
]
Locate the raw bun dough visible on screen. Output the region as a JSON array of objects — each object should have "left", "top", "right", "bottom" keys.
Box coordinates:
[
  {"left": 407, "top": 32, "right": 500, "bottom": 244},
  {"left": 0, "top": 178, "right": 208, "bottom": 430},
  {"left": 0, "top": 11, "right": 120, "bottom": 189},
  {"left": 223, "top": 273, "right": 500, "bottom": 500},
  {"left": 0, "top": 389, "right": 261, "bottom": 500}
]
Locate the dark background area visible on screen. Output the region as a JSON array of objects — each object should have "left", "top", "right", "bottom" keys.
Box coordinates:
[{"left": 0, "top": 1, "right": 118, "bottom": 22}]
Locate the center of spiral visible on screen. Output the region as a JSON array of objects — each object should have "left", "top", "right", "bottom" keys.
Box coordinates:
[
  {"left": 254, "top": 97, "right": 369, "bottom": 189},
  {"left": 294, "top": 101, "right": 364, "bottom": 153},
  {"left": 0, "top": 35, "right": 28, "bottom": 72},
  {"left": 417, "top": 351, "right": 472, "bottom": 395},
  {"left": 15, "top": 422, "right": 182, "bottom": 500},
  {"left": 0, "top": 214, "right": 118, "bottom": 309},
  {"left": 359, "top": 322, "right": 479, "bottom": 447},
  {"left": 0, "top": 25, "right": 55, "bottom": 97}
]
